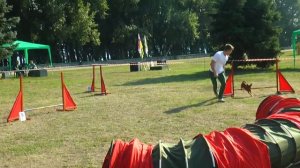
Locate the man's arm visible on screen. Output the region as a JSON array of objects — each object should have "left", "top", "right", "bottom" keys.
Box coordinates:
[{"left": 210, "top": 60, "right": 218, "bottom": 77}]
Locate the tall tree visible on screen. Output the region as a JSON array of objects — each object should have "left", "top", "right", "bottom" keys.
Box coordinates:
[
  {"left": 99, "top": 0, "right": 141, "bottom": 59},
  {"left": 211, "top": 0, "right": 247, "bottom": 60},
  {"left": 99, "top": 0, "right": 201, "bottom": 59},
  {"left": 190, "top": 0, "right": 218, "bottom": 53},
  {"left": 243, "top": 0, "right": 281, "bottom": 61},
  {"left": 275, "top": 0, "right": 300, "bottom": 47},
  {"left": 139, "top": 0, "right": 199, "bottom": 56},
  {"left": 8, "top": 0, "right": 104, "bottom": 62},
  {"left": 0, "top": 0, "right": 19, "bottom": 60},
  {"left": 211, "top": 0, "right": 281, "bottom": 67}
]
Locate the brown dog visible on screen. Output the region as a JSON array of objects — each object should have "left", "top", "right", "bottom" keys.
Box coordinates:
[{"left": 241, "top": 81, "right": 252, "bottom": 96}]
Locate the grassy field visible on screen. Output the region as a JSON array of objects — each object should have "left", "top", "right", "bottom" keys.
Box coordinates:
[{"left": 0, "top": 51, "right": 299, "bottom": 167}]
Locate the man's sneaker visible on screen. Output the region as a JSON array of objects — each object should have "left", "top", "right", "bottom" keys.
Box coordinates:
[{"left": 218, "top": 98, "right": 225, "bottom": 102}]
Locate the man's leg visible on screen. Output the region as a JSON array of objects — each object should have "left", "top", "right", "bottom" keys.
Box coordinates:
[
  {"left": 209, "top": 71, "right": 218, "bottom": 97},
  {"left": 217, "top": 72, "right": 226, "bottom": 100}
]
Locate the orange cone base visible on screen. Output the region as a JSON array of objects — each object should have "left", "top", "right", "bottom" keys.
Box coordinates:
[
  {"left": 277, "top": 91, "right": 295, "bottom": 94},
  {"left": 95, "top": 92, "right": 110, "bottom": 96},
  {"left": 90, "top": 86, "right": 95, "bottom": 92},
  {"left": 90, "top": 79, "right": 95, "bottom": 92}
]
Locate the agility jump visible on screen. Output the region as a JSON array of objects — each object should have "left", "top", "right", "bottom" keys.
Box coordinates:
[
  {"left": 224, "top": 58, "right": 295, "bottom": 97},
  {"left": 7, "top": 72, "right": 77, "bottom": 122},
  {"left": 89, "top": 64, "right": 108, "bottom": 95}
]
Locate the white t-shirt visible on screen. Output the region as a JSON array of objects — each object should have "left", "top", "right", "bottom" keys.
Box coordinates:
[{"left": 211, "top": 51, "right": 228, "bottom": 74}]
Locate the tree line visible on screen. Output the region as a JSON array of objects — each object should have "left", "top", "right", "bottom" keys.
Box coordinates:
[{"left": 0, "top": 0, "right": 299, "bottom": 64}]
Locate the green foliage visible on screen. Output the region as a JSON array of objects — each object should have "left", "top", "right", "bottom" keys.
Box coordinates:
[
  {"left": 275, "top": 0, "right": 300, "bottom": 47},
  {"left": 86, "top": 0, "right": 108, "bottom": 19},
  {"left": 101, "top": 0, "right": 140, "bottom": 55},
  {"left": 190, "top": 0, "right": 218, "bottom": 52},
  {"left": 211, "top": 0, "right": 281, "bottom": 68},
  {"left": 143, "top": 0, "right": 200, "bottom": 56},
  {"left": 8, "top": 0, "right": 103, "bottom": 45},
  {"left": 211, "top": 0, "right": 247, "bottom": 58},
  {"left": 0, "top": 0, "right": 19, "bottom": 60},
  {"left": 68, "top": 0, "right": 100, "bottom": 46},
  {"left": 3, "top": 0, "right": 290, "bottom": 62},
  {"left": 243, "top": 0, "right": 281, "bottom": 57},
  {"left": 6, "top": 0, "right": 105, "bottom": 63},
  {"left": 98, "top": 0, "right": 202, "bottom": 58}
]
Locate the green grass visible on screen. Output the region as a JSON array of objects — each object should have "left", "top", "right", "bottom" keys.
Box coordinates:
[{"left": 0, "top": 51, "right": 300, "bottom": 167}]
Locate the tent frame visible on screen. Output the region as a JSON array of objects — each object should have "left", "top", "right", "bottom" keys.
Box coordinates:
[
  {"left": 292, "top": 29, "right": 300, "bottom": 68},
  {"left": 4, "top": 40, "right": 53, "bottom": 70}
]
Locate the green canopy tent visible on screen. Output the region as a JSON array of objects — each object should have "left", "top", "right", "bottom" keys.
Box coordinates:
[
  {"left": 292, "top": 29, "right": 300, "bottom": 68},
  {"left": 2, "top": 40, "right": 53, "bottom": 70}
]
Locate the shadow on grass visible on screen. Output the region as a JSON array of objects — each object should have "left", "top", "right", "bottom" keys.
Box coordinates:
[
  {"left": 79, "top": 92, "right": 110, "bottom": 98},
  {"left": 164, "top": 98, "right": 217, "bottom": 114},
  {"left": 0, "top": 118, "right": 8, "bottom": 126},
  {"left": 75, "top": 87, "right": 103, "bottom": 95},
  {"left": 123, "top": 71, "right": 210, "bottom": 86}
]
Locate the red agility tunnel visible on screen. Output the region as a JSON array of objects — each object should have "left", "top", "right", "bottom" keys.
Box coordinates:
[
  {"left": 256, "top": 95, "right": 285, "bottom": 119},
  {"left": 256, "top": 95, "right": 300, "bottom": 120},
  {"left": 103, "top": 139, "right": 153, "bottom": 168},
  {"left": 103, "top": 95, "right": 300, "bottom": 168},
  {"left": 202, "top": 128, "right": 270, "bottom": 168}
]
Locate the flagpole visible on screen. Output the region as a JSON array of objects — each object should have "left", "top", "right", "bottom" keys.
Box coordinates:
[{"left": 138, "top": 33, "right": 146, "bottom": 71}]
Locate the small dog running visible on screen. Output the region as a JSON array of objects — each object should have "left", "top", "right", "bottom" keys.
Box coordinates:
[{"left": 241, "top": 81, "right": 252, "bottom": 96}]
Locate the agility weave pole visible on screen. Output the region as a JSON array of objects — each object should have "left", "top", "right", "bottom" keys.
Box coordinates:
[
  {"left": 224, "top": 58, "right": 295, "bottom": 97},
  {"left": 90, "top": 64, "right": 108, "bottom": 95},
  {"left": 7, "top": 72, "right": 76, "bottom": 122}
]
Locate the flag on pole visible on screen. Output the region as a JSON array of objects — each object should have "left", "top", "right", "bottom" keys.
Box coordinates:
[
  {"left": 138, "top": 33, "right": 144, "bottom": 59},
  {"left": 144, "top": 36, "right": 148, "bottom": 57}
]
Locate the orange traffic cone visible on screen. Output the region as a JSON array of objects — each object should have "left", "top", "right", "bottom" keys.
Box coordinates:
[
  {"left": 7, "top": 91, "right": 23, "bottom": 122},
  {"left": 278, "top": 71, "right": 295, "bottom": 93},
  {"left": 100, "top": 66, "right": 108, "bottom": 95},
  {"left": 57, "top": 72, "right": 77, "bottom": 111},
  {"left": 91, "top": 78, "right": 95, "bottom": 92},
  {"left": 90, "top": 65, "right": 96, "bottom": 92},
  {"left": 224, "top": 73, "right": 234, "bottom": 97},
  {"left": 7, "top": 76, "right": 24, "bottom": 122}
]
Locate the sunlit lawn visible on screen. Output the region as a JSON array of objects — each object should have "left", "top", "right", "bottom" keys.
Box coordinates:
[{"left": 0, "top": 51, "right": 299, "bottom": 167}]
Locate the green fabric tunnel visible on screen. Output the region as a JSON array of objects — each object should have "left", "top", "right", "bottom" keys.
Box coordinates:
[
  {"left": 152, "top": 138, "right": 215, "bottom": 168},
  {"left": 244, "top": 117, "right": 300, "bottom": 168}
]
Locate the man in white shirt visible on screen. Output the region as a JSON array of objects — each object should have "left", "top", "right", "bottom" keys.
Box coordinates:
[{"left": 209, "top": 44, "right": 234, "bottom": 102}]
